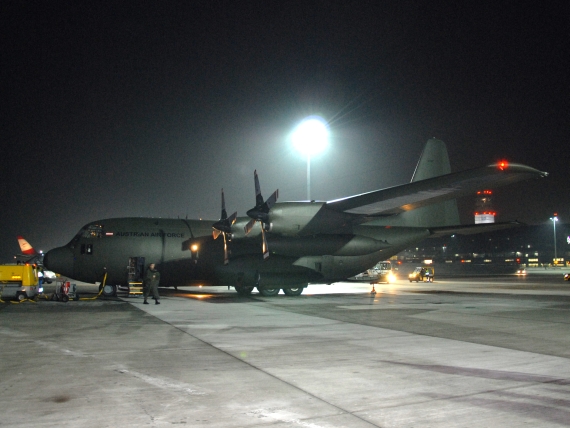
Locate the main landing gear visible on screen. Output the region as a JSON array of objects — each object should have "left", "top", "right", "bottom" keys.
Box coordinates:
[
  {"left": 234, "top": 285, "right": 254, "bottom": 296},
  {"left": 282, "top": 287, "right": 304, "bottom": 296}
]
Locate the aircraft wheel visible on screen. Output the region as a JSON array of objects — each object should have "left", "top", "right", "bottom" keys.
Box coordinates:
[
  {"left": 258, "top": 287, "right": 279, "bottom": 297},
  {"left": 102, "top": 284, "right": 117, "bottom": 297},
  {"left": 282, "top": 287, "right": 304, "bottom": 296}
]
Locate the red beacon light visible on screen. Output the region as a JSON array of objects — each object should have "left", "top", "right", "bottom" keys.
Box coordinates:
[{"left": 497, "top": 160, "right": 509, "bottom": 170}]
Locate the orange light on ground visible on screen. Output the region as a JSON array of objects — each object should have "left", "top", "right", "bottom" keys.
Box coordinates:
[{"left": 188, "top": 294, "right": 214, "bottom": 300}]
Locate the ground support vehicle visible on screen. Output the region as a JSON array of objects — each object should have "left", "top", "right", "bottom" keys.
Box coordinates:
[
  {"left": 0, "top": 264, "right": 40, "bottom": 301},
  {"left": 409, "top": 266, "right": 434, "bottom": 282},
  {"left": 352, "top": 261, "right": 397, "bottom": 284},
  {"left": 51, "top": 280, "right": 79, "bottom": 302}
]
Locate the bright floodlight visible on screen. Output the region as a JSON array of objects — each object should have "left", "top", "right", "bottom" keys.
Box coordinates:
[
  {"left": 291, "top": 116, "right": 329, "bottom": 201},
  {"left": 292, "top": 116, "right": 329, "bottom": 156}
]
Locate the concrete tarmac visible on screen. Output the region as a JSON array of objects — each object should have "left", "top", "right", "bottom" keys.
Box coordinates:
[{"left": 1, "top": 270, "right": 570, "bottom": 427}]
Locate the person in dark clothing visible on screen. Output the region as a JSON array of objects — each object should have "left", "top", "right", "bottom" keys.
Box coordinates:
[{"left": 143, "top": 263, "right": 161, "bottom": 305}]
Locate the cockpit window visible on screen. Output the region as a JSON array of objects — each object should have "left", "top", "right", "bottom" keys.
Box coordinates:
[{"left": 78, "top": 224, "right": 104, "bottom": 239}]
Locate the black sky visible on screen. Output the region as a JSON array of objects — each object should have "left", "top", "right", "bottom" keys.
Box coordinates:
[{"left": 1, "top": 1, "right": 569, "bottom": 260}]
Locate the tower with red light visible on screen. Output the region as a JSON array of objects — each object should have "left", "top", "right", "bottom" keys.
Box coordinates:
[{"left": 475, "top": 190, "right": 496, "bottom": 224}]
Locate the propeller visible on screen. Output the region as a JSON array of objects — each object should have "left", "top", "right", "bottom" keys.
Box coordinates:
[
  {"left": 244, "top": 170, "right": 278, "bottom": 259},
  {"left": 212, "top": 189, "right": 237, "bottom": 265}
]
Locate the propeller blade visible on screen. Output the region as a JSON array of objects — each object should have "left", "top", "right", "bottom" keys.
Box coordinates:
[
  {"left": 245, "top": 170, "right": 279, "bottom": 259},
  {"left": 228, "top": 211, "right": 237, "bottom": 226},
  {"left": 213, "top": 190, "right": 237, "bottom": 231},
  {"left": 223, "top": 233, "right": 229, "bottom": 265},
  {"left": 246, "top": 171, "right": 278, "bottom": 220},
  {"left": 212, "top": 188, "right": 237, "bottom": 263},
  {"left": 261, "top": 228, "right": 269, "bottom": 260},
  {"left": 221, "top": 188, "right": 228, "bottom": 220},
  {"left": 244, "top": 218, "right": 257, "bottom": 235},
  {"left": 254, "top": 170, "right": 264, "bottom": 207},
  {"left": 265, "top": 189, "right": 279, "bottom": 210}
]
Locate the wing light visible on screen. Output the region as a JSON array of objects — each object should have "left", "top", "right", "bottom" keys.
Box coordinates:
[{"left": 498, "top": 160, "right": 509, "bottom": 170}]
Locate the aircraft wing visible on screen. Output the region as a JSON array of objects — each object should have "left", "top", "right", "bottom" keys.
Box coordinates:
[{"left": 326, "top": 163, "right": 547, "bottom": 216}]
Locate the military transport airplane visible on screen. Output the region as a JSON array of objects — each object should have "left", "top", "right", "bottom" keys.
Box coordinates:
[{"left": 44, "top": 139, "right": 547, "bottom": 297}]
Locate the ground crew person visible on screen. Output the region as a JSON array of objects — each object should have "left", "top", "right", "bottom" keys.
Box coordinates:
[{"left": 143, "top": 263, "right": 161, "bottom": 305}]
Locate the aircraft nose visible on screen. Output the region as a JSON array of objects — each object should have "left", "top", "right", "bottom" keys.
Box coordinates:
[{"left": 44, "top": 246, "right": 74, "bottom": 277}]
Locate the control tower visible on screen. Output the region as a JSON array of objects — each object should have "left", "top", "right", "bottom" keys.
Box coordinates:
[{"left": 475, "top": 190, "right": 495, "bottom": 224}]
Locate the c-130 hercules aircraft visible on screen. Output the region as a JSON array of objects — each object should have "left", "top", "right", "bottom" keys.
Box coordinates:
[{"left": 44, "top": 139, "right": 547, "bottom": 297}]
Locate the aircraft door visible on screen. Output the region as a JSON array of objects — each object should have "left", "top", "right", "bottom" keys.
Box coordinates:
[{"left": 128, "top": 257, "right": 145, "bottom": 282}]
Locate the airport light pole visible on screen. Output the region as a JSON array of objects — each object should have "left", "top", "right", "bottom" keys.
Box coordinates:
[
  {"left": 291, "top": 116, "right": 329, "bottom": 201},
  {"left": 550, "top": 213, "right": 558, "bottom": 261}
]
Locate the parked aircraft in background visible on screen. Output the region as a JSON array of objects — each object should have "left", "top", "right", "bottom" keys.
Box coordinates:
[
  {"left": 16, "top": 236, "right": 57, "bottom": 283},
  {"left": 44, "top": 139, "right": 547, "bottom": 297},
  {"left": 17, "top": 236, "right": 40, "bottom": 260}
]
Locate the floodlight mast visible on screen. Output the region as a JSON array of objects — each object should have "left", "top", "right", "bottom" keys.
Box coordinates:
[
  {"left": 550, "top": 214, "right": 558, "bottom": 261},
  {"left": 292, "top": 117, "right": 329, "bottom": 201},
  {"left": 307, "top": 153, "right": 311, "bottom": 201}
]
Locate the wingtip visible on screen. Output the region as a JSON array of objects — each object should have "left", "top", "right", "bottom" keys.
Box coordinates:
[{"left": 488, "top": 162, "right": 548, "bottom": 178}]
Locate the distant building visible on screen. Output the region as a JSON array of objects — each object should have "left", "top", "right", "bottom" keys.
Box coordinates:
[{"left": 474, "top": 190, "right": 495, "bottom": 224}]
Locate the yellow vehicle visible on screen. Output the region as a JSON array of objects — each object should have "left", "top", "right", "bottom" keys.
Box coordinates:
[
  {"left": 409, "top": 266, "right": 434, "bottom": 282},
  {"left": 0, "top": 264, "right": 40, "bottom": 301}
]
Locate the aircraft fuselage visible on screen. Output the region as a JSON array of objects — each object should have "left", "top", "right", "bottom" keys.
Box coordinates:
[{"left": 44, "top": 211, "right": 429, "bottom": 289}]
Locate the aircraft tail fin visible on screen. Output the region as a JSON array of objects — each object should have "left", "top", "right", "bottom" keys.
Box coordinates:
[
  {"left": 17, "top": 235, "right": 38, "bottom": 255},
  {"left": 411, "top": 138, "right": 452, "bottom": 182},
  {"left": 399, "top": 138, "right": 460, "bottom": 227}
]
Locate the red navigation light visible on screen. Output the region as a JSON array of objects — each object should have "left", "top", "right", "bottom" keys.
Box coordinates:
[{"left": 498, "top": 160, "right": 509, "bottom": 170}]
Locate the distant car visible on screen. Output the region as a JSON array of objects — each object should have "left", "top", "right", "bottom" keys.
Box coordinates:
[
  {"left": 564, "top": 273, "right": 570, "bottom": 281},
  {"left": 409, "top": 266, "right": 434, "bottom": 282},
  {"left": 516, "top": 268, "right": 527, "bottom": 275}
]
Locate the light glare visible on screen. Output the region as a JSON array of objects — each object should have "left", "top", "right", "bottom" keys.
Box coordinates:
[{"left": 292, "top": 117, "right": 329, "bottom": 156}]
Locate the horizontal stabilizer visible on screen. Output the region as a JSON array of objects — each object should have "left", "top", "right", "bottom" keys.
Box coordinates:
[
  {"left": 428, "top": 221, "right": 524, "bottom": 238},
  {"left": 326, "top": 163, "right": 547, "bottom": 216}
]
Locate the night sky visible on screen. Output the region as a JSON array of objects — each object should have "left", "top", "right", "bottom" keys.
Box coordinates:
[{"left": 2, "top": 1, "right": 569, "bottom": 261}]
